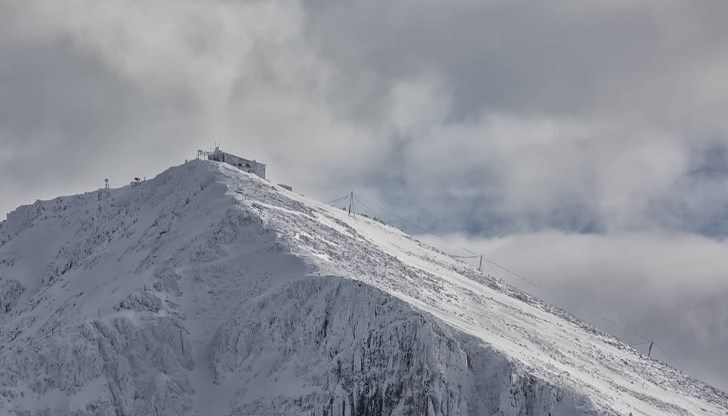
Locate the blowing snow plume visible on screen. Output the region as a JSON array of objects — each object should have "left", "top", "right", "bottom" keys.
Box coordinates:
[{"left": 0, "top": 160, "right": 726, "bottom": 415}]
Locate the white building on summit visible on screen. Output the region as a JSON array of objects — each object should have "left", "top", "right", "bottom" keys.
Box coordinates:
[{"left": 200, "top": 147, "right": 266, "bottom": 179}]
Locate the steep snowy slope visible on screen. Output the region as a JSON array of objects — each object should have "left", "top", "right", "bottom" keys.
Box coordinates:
[{"left": 0, "top": 160, "right": 726, "bottom": 416}]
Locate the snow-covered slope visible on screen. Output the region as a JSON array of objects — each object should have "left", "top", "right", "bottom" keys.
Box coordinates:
[{"left": 0, "top": 160, "right": 725, "bottom": 416}]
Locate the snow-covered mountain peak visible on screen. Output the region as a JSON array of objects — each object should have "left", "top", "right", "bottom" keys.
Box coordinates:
[{"left": 0, "top": 160, "right": 726, "bottom": 415}]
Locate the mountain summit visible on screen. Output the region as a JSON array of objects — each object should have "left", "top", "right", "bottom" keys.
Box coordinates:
[{"left": 0, "top": 160, "right": 725, "bottom": 415}]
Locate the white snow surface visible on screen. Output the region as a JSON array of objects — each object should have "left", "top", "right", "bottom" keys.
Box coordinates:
[{"left": 0, "top": 160, "right": 725, "bottom": 416}]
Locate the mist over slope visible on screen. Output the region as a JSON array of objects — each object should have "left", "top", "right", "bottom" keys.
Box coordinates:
[{"left": 0, "top": 160, "right": 725, "bottom": 415}]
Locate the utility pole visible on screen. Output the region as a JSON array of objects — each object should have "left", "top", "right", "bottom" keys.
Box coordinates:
[
  {"left": 647, "top": 341, "right": 654, "bottom": 358},
  {"left": 478, "top": 255, "right": 483, "bottom": 273},
  {"left": 348, "top": 190, "right": 356, "bottom": 219}
]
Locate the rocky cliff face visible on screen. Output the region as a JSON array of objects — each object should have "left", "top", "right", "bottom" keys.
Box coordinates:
[
  {"left": 0, "top": 161, "right": 725, "bottom": 415},
  {"left": 209, "top": 276, "right": 584, "bottom": 416}
]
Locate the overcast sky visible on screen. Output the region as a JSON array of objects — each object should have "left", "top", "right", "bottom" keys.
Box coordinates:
[{"left": 1, "top": 0, "right": 727, "bottom": 390}]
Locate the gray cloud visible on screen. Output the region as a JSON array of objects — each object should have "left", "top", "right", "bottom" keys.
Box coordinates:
[
  {"left": 2, "top": 0, "right": 727, "bottom": 390},
  {"left": 652, "top": 143, "right": 728, "bottom": 236},
  {"left": 305, "top": 0, "right": 728, "bottom": 120},
  {"left": 301, "top": 0, "right": 728, "bottom": 234}
]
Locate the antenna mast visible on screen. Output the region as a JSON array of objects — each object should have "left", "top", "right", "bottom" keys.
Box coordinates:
[{"left": 348, "top": 190, "right": 356, "bottom": 219}]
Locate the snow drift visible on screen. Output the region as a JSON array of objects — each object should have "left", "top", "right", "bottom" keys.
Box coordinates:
[{"left": 0, "top": 160, "right": 725, "bottom": 415}]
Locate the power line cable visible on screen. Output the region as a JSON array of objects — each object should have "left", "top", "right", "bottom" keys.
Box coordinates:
[
  {"left": 631, "top": 340, "right": 653, "bottom": 349},
  {"left": 479, "top": 256, "right": 556, "bottom": 296},
  {"left": 654, "top": 345, "right": 684, "bottom": 368},
  {"left": 278, "top": 176, "right": 339, "bottom": 191},
  {"left": 325, "top": 194, "right": 350, "bottom": 206},
  {"left": 345, "top": 192, "right": 681, "bottom": 366},
  {"left": 358, "top": 195, "right": 596, "bottom": 318},
  {"left": 353, "top": 196, "right": 377, "bottom": 217},
  {"left": 476, "top": 256, "right": 659, "bottom": 350},
  {"left": 357, "top": 195, "right": 479, "bottom": 258}
]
